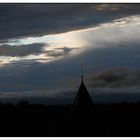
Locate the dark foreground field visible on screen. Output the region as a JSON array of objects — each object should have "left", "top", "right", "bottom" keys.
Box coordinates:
[{"left": 0, "top": 101, "right": 140, "bottom": 137}]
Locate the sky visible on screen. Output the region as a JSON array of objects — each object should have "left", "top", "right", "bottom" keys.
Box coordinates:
[{"left": 0, "top": 4, "right": 140, "bottom": 104}]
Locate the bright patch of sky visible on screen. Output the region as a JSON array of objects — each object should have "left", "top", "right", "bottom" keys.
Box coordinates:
[{"left": 0, "top": 15, "right": 139, "bottom": 66}]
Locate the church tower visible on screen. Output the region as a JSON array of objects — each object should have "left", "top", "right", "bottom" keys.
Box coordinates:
[{"left": 73, "top": 67, "right": 93, "bottom": 109}]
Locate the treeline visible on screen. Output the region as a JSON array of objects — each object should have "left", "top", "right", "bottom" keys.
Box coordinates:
[{"left": 0, "top": 101, "right": 140, "bottom": 136}]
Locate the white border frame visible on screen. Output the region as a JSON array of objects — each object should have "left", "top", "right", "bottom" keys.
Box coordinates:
[
  {"left": 0, "top": 0, "right": 139, "bottom": 3},
  {"left": 0, "top": 137, "right": 140, "bottom": 140}
]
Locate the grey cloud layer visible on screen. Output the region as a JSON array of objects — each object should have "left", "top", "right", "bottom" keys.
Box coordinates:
[{"left": 0, "top": 4, "right": 139, "bottom": 40}]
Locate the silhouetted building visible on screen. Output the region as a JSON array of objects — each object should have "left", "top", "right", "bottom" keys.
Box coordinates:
[{"left": 73, "top": 74, "right": 93, "bottom": 109}]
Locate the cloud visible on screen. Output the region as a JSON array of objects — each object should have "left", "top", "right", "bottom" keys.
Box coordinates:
[
  {"left": 86, "top": 67, "right": 140, "bottom": 89},
  {"left": 0, "top": 4, "right": 139, "bottom": 40},
  {"left": 0, "top": 11, "right": 139, "bottom": 103},
  {"left": 95, "top": 4, "right": 140, "bottom": 11},
  {"left": 0, "top": 43, "right": 45, "bottom": 57},
  {"left": 1, "top": 15, "right": 138, "bottom": 67},
  {"left": 95, "top": 4, "right": 122, "bottom": 11},
  {"left": 45, "top": 47, "right": 79, "bottom": 57}
]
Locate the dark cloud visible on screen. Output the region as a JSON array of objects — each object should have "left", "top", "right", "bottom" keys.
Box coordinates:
[
  {"left": 59, "top": 47, "right": 79, "bottom": 55},
  {"left": 46, "top": 50, "right": 64, "bottom": 57},
  {"left": 0, "top": 4, "right": 139, "bottom": 40},
  {"left": 86, "top": 67, "right": 140, "bottom": 89},
  {"left": 0, "top": 43, "right": 45, "bottom": 56},
  {"left": 46, "top": 47, "right": 79, "bottom": 57}
]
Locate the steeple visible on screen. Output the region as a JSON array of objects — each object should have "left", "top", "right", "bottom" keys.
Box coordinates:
[
  {"left": 73, "top": 66, "right": 93, "bottom": 108},
  {"left": 81, "top": 64, "right": 83, "bottom": 82}
]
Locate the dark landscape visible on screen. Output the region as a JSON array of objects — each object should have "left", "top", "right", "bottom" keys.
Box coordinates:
[{"left": 0, "top": 100, "right": 140, "bottom": 136}]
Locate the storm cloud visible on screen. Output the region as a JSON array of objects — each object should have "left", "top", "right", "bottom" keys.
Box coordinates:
[{"left": 0, "top": 4, "right": 139, "bottom": 40}]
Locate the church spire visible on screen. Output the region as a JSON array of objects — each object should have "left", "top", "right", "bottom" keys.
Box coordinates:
[
  {"left": 81, "top": 64, "right": 83, "bottom": 82},
  {"left": 73, "top": 65, "right": 93, "bottom": 108}
]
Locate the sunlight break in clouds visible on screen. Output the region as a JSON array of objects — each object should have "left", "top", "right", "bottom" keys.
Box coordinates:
[{"left": 0, "top": 15, "right": 139, "bottom": 66}]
